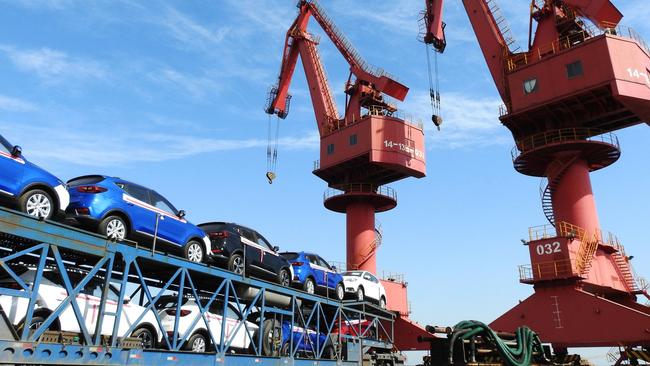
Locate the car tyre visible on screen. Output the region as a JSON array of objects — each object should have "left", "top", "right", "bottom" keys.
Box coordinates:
[
  {"left": 19, "top": 189, "right": 55, "bottom": 220},
  {"left": 379, "top": 296, "right": 386, "bottom": 309},
  {"left": 131, "top": 326, "right": 156, "bottom": 349},
  {"left": 186, "top": 332, "right": 208, "bottom": 353},
  {"left": 335, "top": 283, "right": 345, "bottom": 301},
  {"left": 277, "top": 268, "right": 290, "bottom": 287},
  {"left": 356, "top": 287, "right": 365, "bottom": 302},
  {"left": 260, "top": 318, "right": 282, "bottom": 357},
  {"left": 228, "top": 253, "right": 245, "bottom": 275},
  {"left": 99, "top": 215, "right": 128, "bottom": 241},
  {"left": 184, "top": 240, "right": 204, "bottom": 263},
  {"left": 303, "top": 277, "right": 315, "bottom": 294},
  {"left": 280, "top": 341, "right": 290, "bottom": 357},
  {"left": 16, "top": 315, "right": 56, "bottom": 340}
]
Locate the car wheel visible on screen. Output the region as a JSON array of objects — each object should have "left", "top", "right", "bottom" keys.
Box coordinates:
[
  {"left": 356, "top": 287, "right": 365, "bottom": 302},
  {"left": 17, "top": 315, "right": 49, "bottom": 340},
  {"left": 303, "top": 277, "right": 315, "bottom": 294},
  {"left": 20, "top": 189, "right": 54, "bottom": 220},
  {"left": 184, "top": 240, "right": 204, "bottom": 263},
  {"left": 260, "top": 319, "right": 282, "bottom": 357},
  {"left": 131, "top": 326, "right": 156, "bottom": 349},
  {"left": 335, "top": 283, "right": 345, "bottom": 301},
  {"left": 99, "top": 215, "right": 128, "bottom": 241},
  {"left": 186, "top": 333, "right": 208, "bottom": 353},
  {"left": 380, "top": 296, "right": 386, "bottom": 309},
  {"left": 228, "top": 253, "right": 245, "bottom": 275},
  {"left": 277, "top": 268, "right": 290, "bottom": 287}
]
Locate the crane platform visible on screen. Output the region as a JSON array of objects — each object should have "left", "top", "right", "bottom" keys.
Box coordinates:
[{"left": 0, "top": 207, "right": 396, "bottom": 366}]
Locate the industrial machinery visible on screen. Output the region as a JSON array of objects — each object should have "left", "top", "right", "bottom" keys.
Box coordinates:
[
  {"left": 424, "top": 0, "right": 650, "bottom": 362},
  {"left": 0, "top": 207, "right": 395, "bottom": 365},
  {"left": 265, "top": 0, "right": 425, "bottom": 310}
]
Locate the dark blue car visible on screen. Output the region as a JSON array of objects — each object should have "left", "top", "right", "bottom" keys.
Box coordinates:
[
  {"left": 0, "top": 134, "right": 69, "bottom": 220},
  {"left": 66, "top": 175, "right": 211, "bottom": 263},
  {"left": 280, "top": 320, "right": 335, "bottom": 359},
  {"left": 280, "top": 252, "right": 344, "bottom": 300}
]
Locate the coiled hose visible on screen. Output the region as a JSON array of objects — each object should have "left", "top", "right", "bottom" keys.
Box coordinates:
[{"left": 449, "top": 320, "right": 549, "bottom": 366}]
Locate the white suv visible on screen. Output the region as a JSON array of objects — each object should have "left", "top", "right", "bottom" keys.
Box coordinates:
[
  {"left": 0, "top": 267, "right": 161, "bottom": 348},
  {"left": 156, "top": 295, "right": 259, "bottom": 353},
  {"left": 342, "top": 271, "right": 387, "bottom": 308}
]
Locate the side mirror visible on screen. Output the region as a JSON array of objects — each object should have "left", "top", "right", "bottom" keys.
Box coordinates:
[
  {"left": 178, "top": 210, "right": 186, "bottom": 218},
  {"left": 273, "top": 245, "right": 280, "bottom": 252},
  {"left": 332, "top": 266, "right": 337, "bottom": 271},
  {"left": 123, "top": 296, "right": 131, "bottom": 304},
  {"left": 11, "top": 145, "right": 22, "bottom": 157}
]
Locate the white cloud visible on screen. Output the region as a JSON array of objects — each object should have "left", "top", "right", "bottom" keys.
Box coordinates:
[
  {"left": 0, "top": 122, "right": 318, "bottom": 167},
  {"left": 0, "top": 45, "right": 106, "bottom": 83},
  {"left": 0, "top": 95, "right": 37, "bottom": 112},
  {"left": 402, "top": 91, "right": 510, "bottom": 149},
  {"left": 154, "top": 6, "right": 230, "bottom": 51},
  {"left": 147, "top": 68, "right": 221, "bottom": 100}
]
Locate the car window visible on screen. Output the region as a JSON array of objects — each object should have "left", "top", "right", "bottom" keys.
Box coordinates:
[
  {"left": 154, "top": 296, "right": 188, "bottom": 310},
  {"left": 256, "top": 233, "right": 274, "bottom": 251},
  {"left": 150, "top": 191, "right": 178, "bottom": 215},
  {"left": 123, "top": 183, "right": 151, "bottom": 203},
  {"left": 363, "top": 273, "right": 373, "bottom": 281},
  {"left": 307, "top": 255, "right": 319, "bottom": 265},
  {"left": 0, "top": 136, "right": 11, "bottom": 154},
  {"left": 317, "top": 256, "right": 332, "bottom": 270},
  {"left": 199, "top": 223, "right": 228, "bottom": 233},
  {"left": 238, "top": 227, "right": 257, "bottom": 242},
  {"left": 68, "top": 176, "right": 105, "bottom": 187},
  {"left": 280, "top": 252, "right": 299, "bottom": 261},
  {"left": 344, "top": 271, "right": 363, "bottom": 277}
]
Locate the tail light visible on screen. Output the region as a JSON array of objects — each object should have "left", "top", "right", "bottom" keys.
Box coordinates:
[
  {"left": 165, "top": 308, "right": 191, "bottom": 317},
  {"left": 76, "top": 185, "right": 107, "bottom": 193},
  {"left": 209, "top": 231, "right": 229, "bottom": 239},
  {"left": 291, "top": 262, "right": 304, "bottom": 267}
]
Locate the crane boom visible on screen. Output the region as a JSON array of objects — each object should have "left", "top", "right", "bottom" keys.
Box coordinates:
[{"left": 266, "top": 0, "right": 409, "bottom": 136}]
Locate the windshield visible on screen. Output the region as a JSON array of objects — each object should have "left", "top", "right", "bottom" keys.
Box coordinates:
[
  {"left": 343, "top": 271, "right": 363, "bottom": 277},
  {"left": 280, "top": 252, "right": 299, "bottom": 261},
  {"left": 0, "top": 135, "right": 13, "bottom": 152}
]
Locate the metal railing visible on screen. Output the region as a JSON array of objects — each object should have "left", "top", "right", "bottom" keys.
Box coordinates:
[
  {"left": 519, "top": 259, "right": 576, "bottom": 281},
  {"left": 511, "top": 128, "right": 619, "bottom": 160},
  {"left": 323, "top": 184, "right": 397, "bottom": 202},
  {"left": 506, "top": 24, "right": 650, "bottom": 72},
  {"left": 528, "top": 221, "right": 585, "bottom": 242},
  {"left": 366, "top": 105, "right": 425, "bottom": 131}
]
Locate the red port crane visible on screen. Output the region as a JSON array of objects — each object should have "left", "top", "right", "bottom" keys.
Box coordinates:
[
  {"left": 425, "top": 0, "right": 650, "bottom": 357},
  {"left": 266, "top": 0, "right": 426, "bottom": 277}
]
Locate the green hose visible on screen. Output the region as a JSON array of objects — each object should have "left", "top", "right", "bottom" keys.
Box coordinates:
[{"left": 450, "top": 320, "right": 548, "bottom": 366}]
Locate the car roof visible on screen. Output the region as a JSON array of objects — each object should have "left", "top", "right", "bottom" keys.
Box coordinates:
[{"left": 198, "top": 222, "right": 256, "bottom": 233}]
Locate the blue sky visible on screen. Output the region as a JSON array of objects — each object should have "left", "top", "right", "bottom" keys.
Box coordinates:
[{"left": 0, "top": 0, "right": 648, "bottom": 363}]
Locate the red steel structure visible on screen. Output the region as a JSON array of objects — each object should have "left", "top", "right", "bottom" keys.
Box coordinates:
[
  {"left": 426, "top": 0, "right": 650, "bottom": 356},
  {"left": 265, "top": 0, "right": 426, "bottom": 275}
]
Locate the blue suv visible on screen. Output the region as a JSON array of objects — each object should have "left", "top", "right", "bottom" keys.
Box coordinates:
[
  {"left": 280, "top": 252, "right": 344, "bottom": 300},
  {"left": 0, "top": 134, "right": 69, "bottom": 220},
  {"left": 66, "top": 175, "right": 210, "bottom": 263}
]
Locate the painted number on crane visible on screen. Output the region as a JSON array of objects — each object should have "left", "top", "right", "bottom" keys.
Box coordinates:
[
  {"left": 535, "top": 242, "right": 561, "bottom": 255},
  {"left": 383, "top": 140, "right": 424, "bottom": 159},
  {"left": 626, "top": 68, "right": 650, "bottom": 86}
]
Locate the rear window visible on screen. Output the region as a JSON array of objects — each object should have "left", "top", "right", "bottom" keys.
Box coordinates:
[
  {"left": 344, "top": 271, "right": 363, "bottom": 277},
  {"left": 153, "top": 296, "right": 189, "bottom": 310},
  {"left": 280, "top": 252, "right": 299, "bottom": 261},
  {"left": 67, "top": 175, "right": 105, "bottom": 186},
  {"left": 198, "top": 223, "right": 228, "bottom": 233}
]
